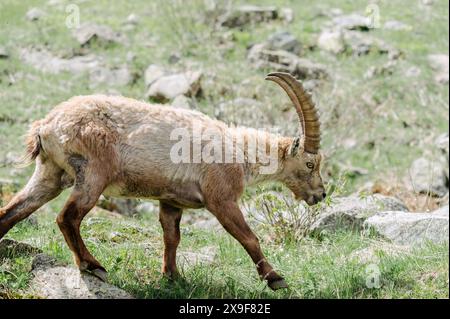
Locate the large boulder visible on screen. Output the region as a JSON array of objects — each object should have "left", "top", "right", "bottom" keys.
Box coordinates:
[
  {"left": 310, "top": 194, "right": 408, "bottom": 233},
  {"left": 409, "top": 157, "right": 448, "bottom": 197},
  {"left": 364, "top": 205, "right": 449, "bottom": 246},
  {"left": 30, "top": 254, "right": 133, "bottom": 299}
]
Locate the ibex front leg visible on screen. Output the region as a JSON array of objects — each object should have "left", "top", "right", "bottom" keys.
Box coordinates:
[
  {"left": 207, "top": 200, "right": 288, "bottom": 290},
  {"left": 159, "top": 201, "right": 183, "bottom": 279}
]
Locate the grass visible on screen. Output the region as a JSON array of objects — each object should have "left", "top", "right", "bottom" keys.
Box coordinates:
[
  {"left": 0, "top": 0, "right": 448, "bottom": 299},
  {"left": 1, "top": 208, "right": 448, "bottom": 299}
]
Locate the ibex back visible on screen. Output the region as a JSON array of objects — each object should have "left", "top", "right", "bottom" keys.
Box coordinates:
[{"left": 0, "top": 73, "right": 326, "bottom": 290}]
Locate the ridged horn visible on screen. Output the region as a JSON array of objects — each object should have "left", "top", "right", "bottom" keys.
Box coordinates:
[{"left": 265, "top": 72, "right": 321, "bottom": 154}]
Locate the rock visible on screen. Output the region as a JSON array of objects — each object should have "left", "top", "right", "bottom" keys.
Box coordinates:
[
  {"left": 409, "top": 157, "right": 448, "bottom": 197},
  {"left": 144, "top": 64, "right": 166, "bottom": 87},
  {"left": 26, "top": 8, "right": 45, "bottom": 21},
  {"left": 310, "top": 194, "right": 408, "bottom": 233},
  {"left": 342, "top": 31, "right": 400, "bottom": 59},
  {"left": 89, "top": 66, "right": 132, "bottom": 87},
  {"left": 384, "top": 20, "right": 412, "bottom": 31},
  {"left": 0, "top": 239, "right": 42, "bottom": 257},
  {"left": 247, "top": 46, "right": 328, "bottom": 80},
  {"left": 317, "top": 30, "right": 345, "bottom": 54},
  {"left": 30, "top": 254, "right": 133, "bottom": 299},
  {"left": 280, "top": 7, "right": 294, "bottom": 23},
  {"left": 177, "top": 246, "right": 217, "bottom": 267},
  {"left": 20, "top": 48, "right": 133, "bottom": 87},
  {"left": 135, "top": 201, "right": 158, "bottom": 214},
  {"left": 146, "top": 71, "right": 203, "bottom": 102},
  {"left": 428, "top": 54, "right": 449, "bottom": 84},
  {"left": 332, "top": 13, "right": 371, "bottom": 31},
  {"left": 265, "top": 31, "right": 301, "bottom": 55},
  {"left": 220, "top": 5, "right": 278, "bottom": 28},
  {"left": 20, "top": 48, "right": 100, "bottom": 74},
  {"left": 97, "top": 197, "right": 139, "bottom": 216},
  {"left": 171, "top": 95, "right": 193, "bottom": 109},
  {"left": 435, "top": 133, "right": 449, "bottom": 156},
  {"left": 73, "top": 23, "right": 126, "bottom": 46},
  {"left": 125, "top": 14, "right": 139, "bottom": 25},
  {"left": 364, "top": 206, "right": 449, "bottom": 246},
  {"left": 0, "top": 46, "right": 9, "bottom": 59}
]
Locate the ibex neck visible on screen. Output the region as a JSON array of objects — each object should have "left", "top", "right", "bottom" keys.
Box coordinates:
[{"left": 226, "top": 127, "right": 292, "bottom": 186}]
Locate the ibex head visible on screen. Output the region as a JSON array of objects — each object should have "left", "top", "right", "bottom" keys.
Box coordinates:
[{"left": 266, "top": 72, "right": 326, "bottom": 206}]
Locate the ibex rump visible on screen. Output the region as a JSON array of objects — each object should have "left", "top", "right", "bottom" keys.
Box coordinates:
[{"left": 0, "top": 73, "right": 326, "bottom": 290}]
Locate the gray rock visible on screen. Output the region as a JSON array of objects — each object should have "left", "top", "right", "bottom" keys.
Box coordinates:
[
  {"left": 383, "top": 20, "right": 412, "bottom": 31},
  {"left": 220, "top": 5, "right": 278, "bottom": 28},
  {"left": 146, "top": 71, "right": 203, "bottom": 102},
  {"left": 332, "top": 13, "right": 371, "bottom": 31},
  {"left": 266, "top": 31, "right": 301, "bottom": 55},
  {"left": 342, "top": 31, "right": 400, "bottom": 59},
  {"left": 144, "top": 64, "right": 166, "bottom": 87},
  {"left": 30, "top": 254, "right": 133, "bottom": 299},
  {"left": 89, "top": 66, "right": 132, "bottom": 87},
  {"left": 73, "top": 23, "right": 126, "bottom": 46},
  {"left": 409, "top": 157, "right": 448, "bottom": 197},
  {"left": 0, "top": 46, "right": 9, "bottom": 59},
  {"left": 435, "top": 133, "right": 449, "bottom": 156},
  {"left": 26, "top": 8, "right": 45, "bottom": 21},
  {"left": 364, "top": 206, "right": 449, "bottom": 246},
  {"left": 350, "top": 242, "right": 410, "bottom": 264},
  {"left": 135, "top": 201, "right": 158, "bottom": 214},
  {"left": 171, "top": 95, "right": 193, "bottom": 109},
  {"left": 280, "top": 7, "right": 294, "bottom": 23},
  {"left": 20, "top": 48, "right": 100, "bottom": 74},
  {"left": 317, "top": 30, "right": 345, "bottom": 54},
  {"left": 20, "top": 48, "right": 132, "bottom": 87},
  {"left": 310, "top": 194, "right": 408, "bottom": 233},
  {"left": 247, "top": 46, "right": 328, "bottom": 80},
  {"left": 97, "top": 197, "right": 140, "bottom": 216},
  {"left": 428, "top": 54, "right": 449, "bottom": 84}
]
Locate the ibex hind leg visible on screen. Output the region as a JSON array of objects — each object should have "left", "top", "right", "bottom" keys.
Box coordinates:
[
  {"left": 56, "top": 155, "right": 109, "bottom": 281},
  {"left": 0, "top": 156, "right": 63, "bottom": 239}
]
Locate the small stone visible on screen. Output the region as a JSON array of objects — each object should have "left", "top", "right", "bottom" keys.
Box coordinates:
[
  {"left": 146, "top": 71, "right": 203, "bottom": 102},
  {"left": 73, "top": 23, "right": 126, "bottom": 46},
  {"left": 409, "top": 157, "right": 448, "bottom": 197},
  {"left": 317, "top": 30, "right": 345, "bottom": 54},
  {"left": 428, "top": 54, "right": 449, "bottom": 84},
  {"left": 266, "top": 31, "right": 301, "bottom": 55},
  {"left": 171, "top": 95, "right": 193, "bottom": 109},
  {"left": 332, "top": 13, "right": 371, "bottom": 31},
  {"left": 144, "top": 64, "right": 166, "bottom": 87},
  {"left": 26, "top": 8, "right": 45, "bottom": 21},
  {"left": 280, "top": 7, "right": 294, "bottom": 23},
  {"left": 220, "top": 5, "right": 278, "bottom": 28},
  {"left": 0, "top": 46, "right": 9, "bottom": 59}
]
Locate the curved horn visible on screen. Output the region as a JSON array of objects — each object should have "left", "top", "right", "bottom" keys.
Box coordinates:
[{"left": 265, "top": 72, "right": 321, "bottom": 154}]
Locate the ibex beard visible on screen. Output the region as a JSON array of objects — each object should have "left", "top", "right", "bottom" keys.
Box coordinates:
[{"left": 0, "top": 72, "right": 326, "bottom": 291}]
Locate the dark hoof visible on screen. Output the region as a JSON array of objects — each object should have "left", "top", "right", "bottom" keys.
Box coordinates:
[
  {"left": 89, "top": 268, "right": 108, "bottom": 282},
  {"left": 268, "top": 278, "right": 289, "bottom": 291}
]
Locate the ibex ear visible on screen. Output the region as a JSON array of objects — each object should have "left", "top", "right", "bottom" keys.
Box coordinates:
[{"left": 289, "top": 137, "right": 301, "bottom": 156}]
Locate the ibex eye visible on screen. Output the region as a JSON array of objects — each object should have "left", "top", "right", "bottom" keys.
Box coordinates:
[{"left": 306, "top": 162, "right": 314, "bottom": 169}]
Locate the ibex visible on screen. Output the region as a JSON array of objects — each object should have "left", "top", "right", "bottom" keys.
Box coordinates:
[{"left": 0, "top": 72, "right": 326, "bottom": 290}]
